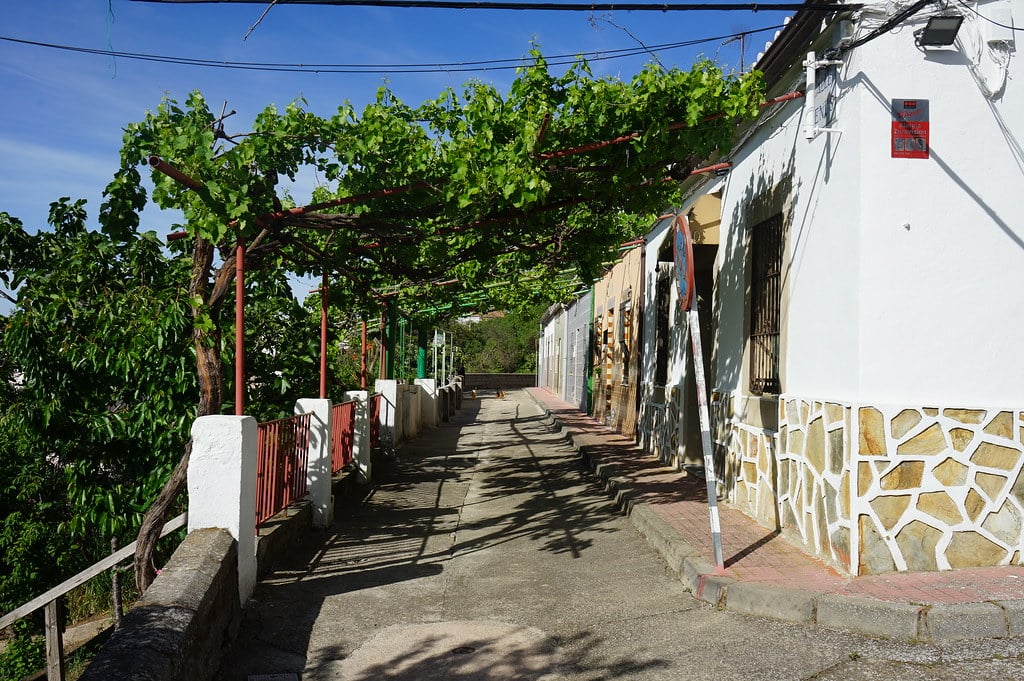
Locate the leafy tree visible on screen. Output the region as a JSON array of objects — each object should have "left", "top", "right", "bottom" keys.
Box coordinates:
[
  {"left": 0, "top": 200, "right": 193, "bottom": 615},
  {"left": 94, "top": 53, "right": 763, "bottom": 588},
  {"left": 451, "top": 306, "right": 545, "bottom": 374},
  {"left": 0, "top": 199, "right": 326, "bottom": 617}
]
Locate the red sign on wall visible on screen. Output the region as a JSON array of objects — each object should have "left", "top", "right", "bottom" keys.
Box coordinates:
[{"left": 891, "top": 99, "right": 929, "bottom": 159}]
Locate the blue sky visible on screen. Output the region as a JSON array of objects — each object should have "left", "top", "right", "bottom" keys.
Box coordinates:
[{"left": 0, "top": 0, "right": 795, "bottom": 237}]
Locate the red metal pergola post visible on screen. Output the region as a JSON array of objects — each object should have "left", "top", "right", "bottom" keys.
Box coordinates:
[
  {"left": 235, "top": 237, "right": 245, "bottom": 416},
  {"left": 320, "top": 273, "right": 328, "bottom": 399},
  {"left": 361, "top": 320, "right": 368, "bottom": 390}
]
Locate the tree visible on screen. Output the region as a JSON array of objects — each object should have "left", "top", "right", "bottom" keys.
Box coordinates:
[
  {"left": 0, "top": 199, "right": 330, "bottom": 610},
  {"left": 98, "top": 54, "right": 763, "bottom": 588},
  {"left": 0, "top": 200, "right": 194, "bottom": 612},
  {"left": 451, "top": 307, "right": 544, "bottom": 374}
]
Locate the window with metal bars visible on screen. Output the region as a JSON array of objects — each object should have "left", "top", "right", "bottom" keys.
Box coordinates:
[{"left": 749, "top": 213, "right": 783, "bottom": 395}]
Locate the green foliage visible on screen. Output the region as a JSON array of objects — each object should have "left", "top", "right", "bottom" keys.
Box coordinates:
[
  {"left": 0, "top": 50, "right": 763, "bottom": 610},
  {"left": 0, "top": 620, "right": 45, "bottom": 680},
  {"left": 104, "top": 55, "right": 763, "bottom": 318},
  {"left": 0, "top": 201, "right": 196, "bottom": 610},
  {"left": 450, "top": 306, "right": 545, "bottom": 374}
]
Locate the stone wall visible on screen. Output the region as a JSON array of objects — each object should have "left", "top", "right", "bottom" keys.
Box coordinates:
[
  {"left": 256, "top": 500, "right": 313, "bottom": 581},
  {"left": 855, "top": 405, "right": 1024, "bottom": 574},
  {"left": 639, "top": 386, "right": 681, "bottom": 467},
  {"left": 79, "top": 529, "right": 240, "bottom": 681},
  {"left": 462, "top": 373, "right": 537, "bottom": 391},
  {"left": 778, "top": 398, "right": 854, "bottom": 572},
  {"left": 710, "top": 392, "right": 1024, "bottom": 576}
]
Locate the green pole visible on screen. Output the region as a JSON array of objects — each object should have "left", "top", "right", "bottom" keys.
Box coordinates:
[
  {"left": 399, "top": 317, "right": 407, "bottom": 380},
  {"left": 417, "top": 328, "right": 428, "bottom": 379}
]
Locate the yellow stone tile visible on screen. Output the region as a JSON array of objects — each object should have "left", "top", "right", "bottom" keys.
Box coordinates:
[
  {"left": 965, "top": 488, "right": 987, "bottom": 522},
  {"left": 840, "top": 473, "right": 850, "bottom": 518},
  {"left": 933, "top": 457, "right": 969, "bottom": 486},
  {"left": 880, "top": 461, "right": 925, "bottom": 491},
  {"left": 870, "top": 494, "right": 911, "bottom": 530},
  {"left": 970, "top": 442, "right": 1022, "bottom": 471},
  {"left": 858, "top": 461, "right": 875, "bottom": 494},
  {"left": 895, "top": 520, "right": 942, "bottom": 572},
  {"left": 859, "top": 407, "right": 886, "bottom": 455},
  {"left": 951, "top": 428, "right": 974, "bottom": 452},
  {"left": 806, "top": 417, "right": 826, "bottom": 474},
  {"left": 743, "top": 460, "right": 758, "bottom": 484},
  {"left": 891, "top": 409, "right": 922, "bottom": 440},
  {"left": 789, "top": 429, "right": 804, "bottom": 456},
  {"left": 943, "top": 408, "right": 987, "bottom": 424},
  {"left": 945, "top": 531, "right": 1008, "bottom": 568},
  {"left": 976, "top": 471, "right": 1009, "bottom": 501},
  {"left": 918, "top": 491, "right": 963, "bottom": 526},
  {"left": 896, "top": 423, "right": 947, "bottom": 456},
  {"left": 982, "top": 411, "right": 1014, "bottom": 440}
]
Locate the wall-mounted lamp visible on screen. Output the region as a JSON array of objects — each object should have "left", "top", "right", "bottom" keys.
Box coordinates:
[{"left": 915, "top": 15, "right": 964, "bottom": 47}]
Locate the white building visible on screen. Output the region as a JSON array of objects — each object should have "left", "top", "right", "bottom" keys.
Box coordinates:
[
  {"left": 651, "top": 0, "right": 1024, "bottom": 575},
  {"left": 540, "top": 0, "right": 1023, "bottom": 576}
]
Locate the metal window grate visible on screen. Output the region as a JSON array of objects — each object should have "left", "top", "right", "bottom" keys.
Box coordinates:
[{"left": 749, "top": 213, "right": 783, "bottom": 395}]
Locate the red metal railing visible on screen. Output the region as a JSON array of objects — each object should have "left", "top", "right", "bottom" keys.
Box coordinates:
[
  {"left": 255, "top": 413, "right": 312, "bottom": 526},
  {"left": 369, "top": 393, "right": 382, "bottom": 450},
  {"left": 330, "top": 400, "right": 357, "bottom": 474}
]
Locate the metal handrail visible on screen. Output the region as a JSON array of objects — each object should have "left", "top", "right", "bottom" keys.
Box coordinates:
[{"left": 0, "top": 512, "right": 188, "bottom": 680}]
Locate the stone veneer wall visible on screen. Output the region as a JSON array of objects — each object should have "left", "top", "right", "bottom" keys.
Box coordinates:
[
  {"left": 710, "top": 394, "right": 848, "bottom": 569},
  {"left": 709, "top": 393, "right": 1024, "bottom": 576},
  {"left": 855, "top": 405, "right": 1024, "bottom": 574},
  {"left": 778, "top": 398, "right": 854, "bottom": 572},
  {"left": 639, "top": 386, "right": 682, "bottom": 467}
]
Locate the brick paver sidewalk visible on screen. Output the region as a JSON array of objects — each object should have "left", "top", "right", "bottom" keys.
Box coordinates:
[{"left": 527, "top": 387, "right": 1024, "bottom": 606}]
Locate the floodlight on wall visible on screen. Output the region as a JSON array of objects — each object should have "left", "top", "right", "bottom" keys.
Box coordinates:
[{"left": 915, "top": 15, "right": 964, "bottom": 47}]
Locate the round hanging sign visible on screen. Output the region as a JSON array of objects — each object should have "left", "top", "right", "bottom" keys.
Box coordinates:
[{"left": 672, "top": 214, "right": 696, "bottom": 311}]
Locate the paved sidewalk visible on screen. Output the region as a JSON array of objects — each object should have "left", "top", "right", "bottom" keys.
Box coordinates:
[{"left": 526, "top": 387, "right": 1024, "bottom": 641}]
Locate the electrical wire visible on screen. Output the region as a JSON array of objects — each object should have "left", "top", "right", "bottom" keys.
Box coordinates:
[
  {"left": 829, "top": 0, "right": 934, "bottom": 56},
  {"left": 137, "top": 0, "right": 856, "bottom": 11},
  {"left": 0, "top": 24, "right": 786, "bottom": 74},
  {"left": 954, "top": 0, "right": 1023, "bottom": 31}
]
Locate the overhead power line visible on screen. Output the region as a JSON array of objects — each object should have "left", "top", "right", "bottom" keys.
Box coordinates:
[
  {"left": 0, "top": 24, "right": 785, "bottom": 74},
  {"left": 135, "top": 0, "right": 857, "bottom": 10}
]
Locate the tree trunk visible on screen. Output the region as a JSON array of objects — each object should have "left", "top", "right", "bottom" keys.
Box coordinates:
[{"left": 134, "top": 237, "right": 225, "bottom": 591}]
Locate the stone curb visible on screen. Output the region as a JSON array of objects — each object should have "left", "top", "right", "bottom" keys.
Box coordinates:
[{"left": 526, "top": 394, "right": 1024, "bottom": 642}]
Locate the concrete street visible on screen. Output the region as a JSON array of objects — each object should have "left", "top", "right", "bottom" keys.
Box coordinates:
[{"left": 216, "top": 391, "right": 1024, "bottom": 681}]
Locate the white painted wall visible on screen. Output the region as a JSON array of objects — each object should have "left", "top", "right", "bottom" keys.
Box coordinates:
[
  {"left": 415, "top": 378, "right": 439, "bottom": 428},
  {"left": 344, "top": 390, "right": 372, "bottom": 484},
  {"left": 641, "top": 217, "right": 674, "bottom": 392},
  {"left": 850, "top": 0, "right": 1024, "bottom": 406},
  {"left": 294, "top": 398, "right": 333, "bottom": 529},
  {"left": 187, "top": 415, "right": 257, "bottom": 604},
  {"left": 539, "top": 307, "right": 565, "bottom": 393},
  {"left": 563, "top": 290, "right": 593, "bottom": 411},
  {"left": 715, "top": 0, "right": 1024, "bottom": 408}
]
